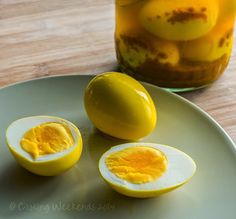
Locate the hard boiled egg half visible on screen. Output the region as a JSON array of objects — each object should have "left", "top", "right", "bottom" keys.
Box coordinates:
[
  {"left": 6, "top": 116, "right": 83, "bottom": 176},
  {"left": 99, "top": 143, "right": 196, "bottom": 198}
]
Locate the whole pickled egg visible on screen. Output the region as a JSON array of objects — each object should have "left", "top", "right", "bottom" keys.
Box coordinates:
[
  {"left": 181, "top": 17, "right": 234, "bottom": 62},
  {"left": 140, "top": 0, "right": 219, "bottom": 41},
  {"left": 84, "top": 72, "right": 157, "bottom": 140}
]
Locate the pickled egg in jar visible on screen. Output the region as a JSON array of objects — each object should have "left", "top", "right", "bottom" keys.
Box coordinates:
[{"left": 115, "top": 0, "right": 236, "bottom": 91}]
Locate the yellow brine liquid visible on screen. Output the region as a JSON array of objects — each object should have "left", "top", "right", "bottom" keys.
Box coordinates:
[{"left": 115, "top": 0, "right": 236, "bottom": 91}]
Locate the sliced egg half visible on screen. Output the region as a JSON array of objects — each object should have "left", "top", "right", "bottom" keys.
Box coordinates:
[
  {"left": 99, "top": 143, "right": 196, "bottom": 198},
  {"left": 6, "top": 116, "right": 83, "bottom": 176}
]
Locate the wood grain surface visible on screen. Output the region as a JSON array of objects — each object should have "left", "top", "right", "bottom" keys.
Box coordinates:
[{"left": 0, "top": 0, "right": 235, "bottom": 142}]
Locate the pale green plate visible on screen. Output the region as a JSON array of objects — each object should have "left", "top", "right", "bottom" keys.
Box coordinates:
[{"left": 0, "top": 75, "right": 235, "bottom": 219}]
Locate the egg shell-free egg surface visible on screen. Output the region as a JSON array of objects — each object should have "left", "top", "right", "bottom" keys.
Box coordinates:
[{"left": 84, "top": 72, "right": 157, "bottom": 140}]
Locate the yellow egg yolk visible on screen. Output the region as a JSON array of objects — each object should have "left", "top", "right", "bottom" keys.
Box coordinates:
[
  {"left": 105, "top": 146, "right": 168, "bottom": 184},
  {"left": 20, "top": 122, "right": 74, "bottom": 159}
]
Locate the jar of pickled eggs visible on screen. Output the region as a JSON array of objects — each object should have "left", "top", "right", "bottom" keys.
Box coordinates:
[{"left": 115, "top": 0, "right": 236, "bottom": 91}]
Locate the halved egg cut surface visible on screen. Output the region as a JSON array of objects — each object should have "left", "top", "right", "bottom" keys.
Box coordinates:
[
  {"left": 99, "top": 143, "right": 196, "bottom": 198},
  {"left": 6, "top": 116, "right": 83, "bottom": 176},
  {"left": 20, "top": 121, "right": 75, "bottom": 159}
]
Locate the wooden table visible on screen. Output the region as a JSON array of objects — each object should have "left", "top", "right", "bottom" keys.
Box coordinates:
[{"left": 0, "top": 0, "right": 235, "bottom": 142}]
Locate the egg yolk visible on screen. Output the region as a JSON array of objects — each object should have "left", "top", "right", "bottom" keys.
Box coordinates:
[
  {"left": 20, "top": 122, "right": 74, "bottom": 159},
  {"left": 105, "top": 146, "right": 168, "bottom": 184}
]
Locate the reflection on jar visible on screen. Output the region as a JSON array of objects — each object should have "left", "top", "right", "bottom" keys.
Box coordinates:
[{"left": 115, "top": 0, "right": 236, "bottom": 91}]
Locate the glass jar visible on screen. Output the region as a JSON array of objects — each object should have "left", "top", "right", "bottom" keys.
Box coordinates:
[{"left": 115, "top": 0, "right": 236, "bottom": 91}]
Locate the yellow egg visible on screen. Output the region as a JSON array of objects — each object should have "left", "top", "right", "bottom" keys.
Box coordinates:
[
  {"left": 140, "top": 0, "right": 219, "bottom": 41},
  {"left": 117, "top": 36, "right": 156, "bottom": 68},
  {"left": 99, "top": 143, "right": 196, "bottom": 198},
  {"left": 181, "top": 17, "right": 234, "bottom": 62},
  {"left": 6, "top": 116, "right": 83, "bottom": 176},
  {"left": 84, "top": 72, "right": 157, "bottom": 140},
  {"left": 117, "top": 35, "right": 180, "bottom": 67},
  {"left": 152, "top": 40, "right": 180, "bottom": 66}
]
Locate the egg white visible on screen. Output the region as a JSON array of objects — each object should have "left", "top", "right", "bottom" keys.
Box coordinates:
[
  {"left": 6, "top": 116, "right": 80, "bottom": 162},
  {"left": 99, "top": 142, "right": 196, "bottom": 191}
]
